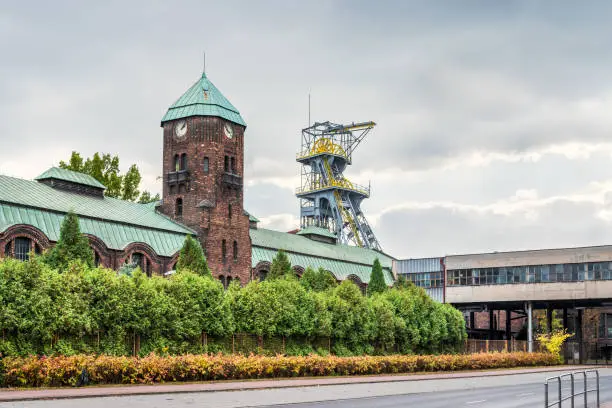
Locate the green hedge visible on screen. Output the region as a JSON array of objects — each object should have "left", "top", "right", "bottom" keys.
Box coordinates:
[{"left": 0, "top": 257, "right": 466, "bottom": 357}]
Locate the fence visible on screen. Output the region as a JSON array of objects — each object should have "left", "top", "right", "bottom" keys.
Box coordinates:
[
  {"left": 545, "top": 370, "right": 600, "bottom": 407},
  {"left": 564, "top": 341, "right": 612, "bottom": 365},
  {"left": 0, "top": 331, "right": 551, "bottom": 357}
]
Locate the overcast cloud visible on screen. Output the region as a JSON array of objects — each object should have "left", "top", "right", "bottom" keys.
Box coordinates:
[{"left": 2, "top": 0, "right": 612, "bottom": 258}]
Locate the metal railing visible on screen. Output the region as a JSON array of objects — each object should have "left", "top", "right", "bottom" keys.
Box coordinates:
[{"left": 545, "top": 370, "right": 599, "bottom": 407}]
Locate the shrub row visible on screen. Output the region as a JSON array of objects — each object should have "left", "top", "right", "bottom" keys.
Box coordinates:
[
  {"left": 0, "top": 258, "right": 466, "bottom": 357},
  {"left": 1, "top": 352, "right": 560, "bottom": 387}
]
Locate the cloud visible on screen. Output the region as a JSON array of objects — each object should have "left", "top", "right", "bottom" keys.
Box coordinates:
[{"left": 3, "top": 1, "right": 612, "bottom": 259}]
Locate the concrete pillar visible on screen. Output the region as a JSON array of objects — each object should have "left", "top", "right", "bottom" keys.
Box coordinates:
[
  {"left": 506, "top": 309, "right": 512, "bottom": 350},
  {"left": 527, "top": 302, "right": 533, "bottom": 352},
  {"left": 489, "top": 308, "right": 495, "bottom": 340}
]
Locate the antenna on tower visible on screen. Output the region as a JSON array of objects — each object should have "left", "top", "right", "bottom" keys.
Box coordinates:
[{"left": 308, "top": 91, "right": 311, "bottom": 127}]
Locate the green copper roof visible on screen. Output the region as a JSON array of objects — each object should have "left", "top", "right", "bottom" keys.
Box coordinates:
[
  {"left": 0, "top": 174, "right": 194, "bottom": 236},
  {"left": 296, "top": 226, "right": 336, "bottom": 239},
  {"left": 250, "top": 228, "right": 394, "bottom": 285},
  {"left": 35, "top": 167, "right": 106, "bottom": 190},
  {"left": 161, "top": 72, "right": 246, "bottom": 127},
  {"left": 0, "top": 203, "right": 185, "bottom": 257}
]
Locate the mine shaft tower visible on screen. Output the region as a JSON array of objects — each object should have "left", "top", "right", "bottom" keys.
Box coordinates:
[{"left": 296, "top": 121, "right": 382, "bottom": 250}]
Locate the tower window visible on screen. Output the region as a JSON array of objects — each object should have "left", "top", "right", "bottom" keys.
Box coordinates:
[
  {"left": 174, "top": 154, "right": 180, "bottom": 172},
  {"left": 230, "top": 157, "right": 236, "bottom": 173},
  {"left": 228, "top": 203, "right": 232, "bottom": 220},
  {"left": 176, "top": 197, "right": 183, "bottom": 217},
  {"left": 180, "top": 153, "right": 187, "bottom": 171},
  {"left": 203, "top": 157, "right": 209, "bottom": 174},
  {"left": 233, "top": 240, "right": 238, "bottom": 261},
  {"left": 224, "top": 156, "right": 229, "bottom": 172},
  {"left": 222, "top": 239, "right": 227, "bottom": 262},
  {"left": 14, "top": 237, "right": 32, "bottom": 261}
]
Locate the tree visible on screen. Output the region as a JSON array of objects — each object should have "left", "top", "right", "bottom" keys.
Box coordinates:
[
  {"left": 59, "top": 151, "right": 156, "bottom": 203},
  {"left": 45, "top": 211, "right": 94, "bottom": 270},
  {"left": 268, "top": 250, "right": 292, "bottom": 280},
  {"left": 367, "top": 258, "right": 387, "bottom": 296},
  {"left": 176, "top": 235, "right": 210, "bottom": 277},
  {"left": 300, "top": 267, "right": 337, "bottom": 292},
  {"left": 138, "top": 191, "right": 161, "bottom": 204}
]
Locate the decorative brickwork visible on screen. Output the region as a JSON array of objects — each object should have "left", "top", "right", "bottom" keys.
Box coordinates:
[{"left": 159, "top": 116, "right": 252, "bottom": 283}]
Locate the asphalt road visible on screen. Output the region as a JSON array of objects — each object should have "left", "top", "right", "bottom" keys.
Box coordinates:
[{"left": 1, "top": 369, "right": 611, "bottom": 408}]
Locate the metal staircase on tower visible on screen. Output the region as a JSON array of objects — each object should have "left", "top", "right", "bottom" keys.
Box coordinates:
[{"left": 296, "top": 121, "right": 382, "bottom": 250}]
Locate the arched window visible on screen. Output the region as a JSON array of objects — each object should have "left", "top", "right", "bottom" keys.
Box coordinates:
[
  {"left": 174, "top": 154, "right": 180, "bottom": 172},
  {"left": 224, "top": 156, "right": 229, "bottom": 172},
  {"left": 230, "top": 157, "right": 236, "bottom": 173},
  {"left": 259, "top": 270, "right": 268, "bottom": 282},
  {"left": 180, "top": 153, "right": 187, "bottom": 171},
  {"left": 175, "top": 198, "right": 183, "bottom": 217},
  {"left": 131, "top": 252, "right": 144, "bottom": 270},
  {"left": 14, "top": 237, "right": 32, "bottom": 261},
  {"left": 203, "top": 157, "right": 209, "bottom": 174},
  {"left": 221, "top": 239, "right": 227, "bottom": 262},
  {"left": 233, "top": 240, "right": 238, "bottom": 261}
]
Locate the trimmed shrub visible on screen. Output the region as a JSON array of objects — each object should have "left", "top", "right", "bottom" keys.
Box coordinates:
[{"left": 0, "top": 352, "right": 560, "bottom": 387}]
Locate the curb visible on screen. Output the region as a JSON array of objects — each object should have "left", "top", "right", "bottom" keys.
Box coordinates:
[{"left": 0, "top": 365, "right": 603, "bottom": 402}]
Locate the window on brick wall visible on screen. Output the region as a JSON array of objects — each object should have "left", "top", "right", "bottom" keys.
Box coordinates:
[
  {"left": 224, "top": 156, "right": 229, "bottom": 172},
  {"left": 233, "top": 240, "right": 238, "bottom": 261},
  {"left": 176, "top": 198, "right": 183, "bottom": 217},
  {"left": 174, "top": 154, "right": 180, "bottom": 172},
  {"left": 230, "top": 157, "right": 236, "bottom": 173},
  {"left": 203, "top": 157, "right": 209, "bottom": 174},
  {"left": 222, "top": 239, "right": 227, "bottom": 262},
  {"left": 180, "top": 153, "right": 187, "bottom": 171},
  {"left": 14, "top": 237, "right": 32, "bottom": 261}
]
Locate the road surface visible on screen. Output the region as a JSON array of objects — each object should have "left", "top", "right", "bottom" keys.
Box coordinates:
[{"left": 1, "top": 368, "right": 610, "bottom": 408}]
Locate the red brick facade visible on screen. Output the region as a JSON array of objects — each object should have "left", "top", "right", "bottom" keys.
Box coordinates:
[{"left": 159, "top": 116, "right": 252, "bottom": 284}]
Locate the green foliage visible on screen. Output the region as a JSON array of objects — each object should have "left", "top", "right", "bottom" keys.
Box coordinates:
[
  {"left": 368, "top": 258, "right": 387, "bottom": 296},
  {"left": 0, "top": 255, "right": 467, "bottom": 358},
  {"left": 59, "top": 151, "right": 156, "bottom": 203},
  {"left": 44, "top": 211, "right": 94, "bottom": 270},
  {"left": 300, "top": 267, "right": 338, "bottom": 292},
  {"left": 176, "top": 235, "right": 210, "bottom": 277},
  {"left": 137, "top": 191, "right": 161, "bottom": 204},
  {"left": 268, "top": 250, "right": 292, "bottom": 280}
]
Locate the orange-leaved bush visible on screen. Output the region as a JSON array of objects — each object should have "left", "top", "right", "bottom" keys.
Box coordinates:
[{"left": 1, "top": 352, "right": 560, "bottom": 387}]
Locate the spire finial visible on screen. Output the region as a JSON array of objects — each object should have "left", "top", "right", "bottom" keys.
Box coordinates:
[{"left": 202, "top": 52, "right": 207, "bottom": 78}]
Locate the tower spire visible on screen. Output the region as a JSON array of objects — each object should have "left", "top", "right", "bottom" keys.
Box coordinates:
[{"left": 202, "top": 52, "right": 207, "bottom": 78}]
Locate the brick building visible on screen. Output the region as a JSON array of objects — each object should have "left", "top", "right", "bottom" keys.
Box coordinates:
[{"left": 0, "top": 70, "right": 395, "bottom": 287}]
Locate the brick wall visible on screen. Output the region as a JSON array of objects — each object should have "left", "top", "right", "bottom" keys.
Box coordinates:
[{"left": 160, "top": 116, "right": 252, "bottom": 284}]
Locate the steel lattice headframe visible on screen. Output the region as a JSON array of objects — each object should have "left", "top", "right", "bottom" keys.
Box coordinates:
[{"left": 296, "top": 121, "right": 382, "bottom": 251}]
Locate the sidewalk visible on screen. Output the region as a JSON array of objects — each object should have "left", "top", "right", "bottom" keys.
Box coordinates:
[{"left": 0, "top": 365, "right": 599, "bottom": 402}]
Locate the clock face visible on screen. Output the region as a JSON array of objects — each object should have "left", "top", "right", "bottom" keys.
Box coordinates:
[
  {"left": 224, "top": 123, "right": 234, "bottom": 139},
  {"left": 174, "top": 120, "right": 188, "bottom": 139}
]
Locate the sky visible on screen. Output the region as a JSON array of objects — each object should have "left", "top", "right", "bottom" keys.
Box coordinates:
[{"left": 3, "top": 1, "right": 612, "bottom": 259}]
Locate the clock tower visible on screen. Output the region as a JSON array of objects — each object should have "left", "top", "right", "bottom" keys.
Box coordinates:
[{"left": 160, "top": 71, "right": 251, "bottom": 284}]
